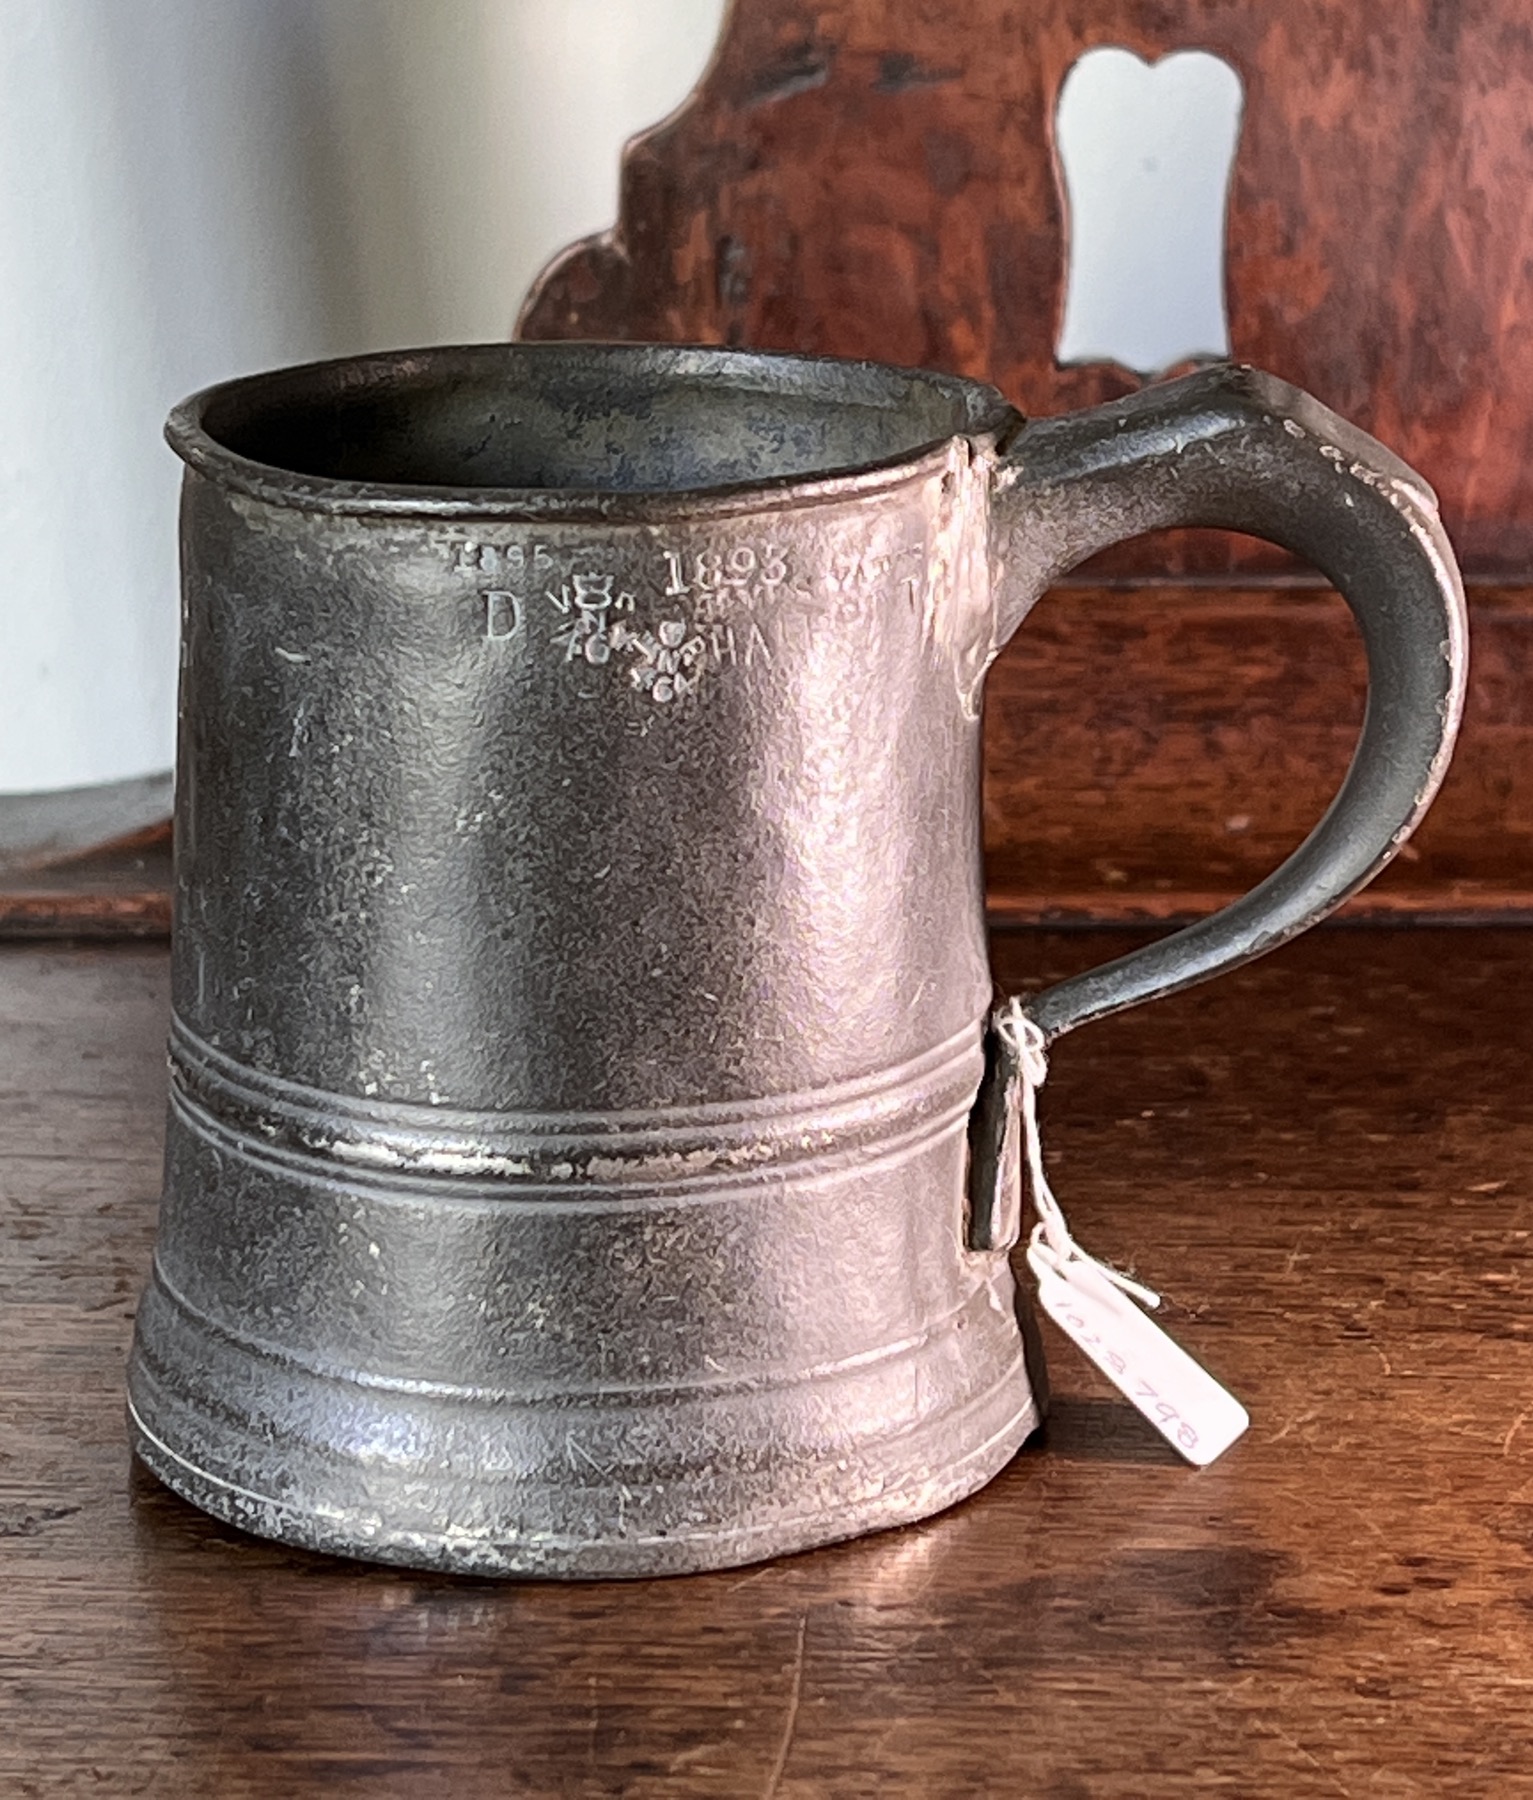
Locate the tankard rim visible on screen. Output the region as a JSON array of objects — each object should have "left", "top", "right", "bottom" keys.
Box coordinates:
[{"left": 165, "top": 340, "right": 1019, "bottom": 524}]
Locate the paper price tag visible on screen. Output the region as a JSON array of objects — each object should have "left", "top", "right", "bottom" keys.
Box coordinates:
[
  {"left": 996, "top": 997, "right": 1250, "bottom": 1469},
  {"left": 1032, "top": 1253, "right": 1248, "bottom": 1466}
]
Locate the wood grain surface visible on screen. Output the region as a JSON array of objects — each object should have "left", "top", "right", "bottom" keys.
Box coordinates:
[
  {"left": 3, "top": 930, "right": 1531, "bottom": 1796},
  {"left": 0, "top": 824, "right": 171, "bottom": 939},
  {"left": 515, "top": 0, "right": 1533, "bottom": 920},
  {"left": 520, "top": 0, "right": 1533, "bottom": 578},
  {"left": 983, "top": 581, "right": 1533, "bottom": 922},
  {"left": 19, "top": 3, "right": 1529, "bottom": 934}
]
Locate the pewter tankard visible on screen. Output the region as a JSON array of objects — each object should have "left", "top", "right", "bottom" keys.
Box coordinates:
[{"left": 129, "top": 346, "right": 1465, "bottom": 1576}]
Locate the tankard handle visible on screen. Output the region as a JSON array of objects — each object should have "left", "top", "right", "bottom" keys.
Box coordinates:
[{"left": 986, "top": 361, "right": 1467, "bottom": 1045}]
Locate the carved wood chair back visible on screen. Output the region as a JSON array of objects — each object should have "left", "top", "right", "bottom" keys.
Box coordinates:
[
  {"left": 517, "top": 1, "right": 1531, "bottom": 920},
  {"left": 520, "top": 0, "right": 1533, "bottom": 578}
]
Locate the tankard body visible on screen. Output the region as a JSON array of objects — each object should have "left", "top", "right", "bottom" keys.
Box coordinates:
[{"left": 130, "top": 346, "right": 1465, "bottom": 1575}]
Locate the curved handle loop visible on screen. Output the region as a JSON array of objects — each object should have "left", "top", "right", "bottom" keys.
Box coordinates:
[
  {"left": 964, "top": 364, "right": 1466, "bottom": 1249},
  {"left": 991, "top": 362, "right": 1466, "bottom": 1041}
]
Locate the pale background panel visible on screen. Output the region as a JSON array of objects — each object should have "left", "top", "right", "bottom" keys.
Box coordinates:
[
  {"left": 0, "top": 0, "right": 1235, "bottom": 799},
  {"left": 0, "top": 0, "right": 724, "bottom": 796}
]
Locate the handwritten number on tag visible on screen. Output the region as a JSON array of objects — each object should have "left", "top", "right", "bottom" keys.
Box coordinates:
[{"left": 1055, "top": 1301, "right": 1201, "bottom": 1453}]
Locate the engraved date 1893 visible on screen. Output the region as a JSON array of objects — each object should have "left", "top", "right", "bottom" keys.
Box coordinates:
[{"left": 461, "top": 539, "right": 791, "bottom": 707}]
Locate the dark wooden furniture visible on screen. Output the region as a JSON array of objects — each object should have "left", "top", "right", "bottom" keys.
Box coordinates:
[
  {"left": 521, "top": 0, "right": 1533, "bottom": 924},
  {"left": 5, "top": 930, "right": 1531, "bottom": 1795},
  {"left": 16, "top": 1, "right": 1533, "bottom": 935},
  {"left": 0, "top": 821, "right": 170, "bottom": 939}
]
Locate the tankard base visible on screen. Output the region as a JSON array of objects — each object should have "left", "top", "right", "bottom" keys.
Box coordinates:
[
  {"left": 126, "top": 1276, "right": 1039, "bottom": 1579},
  {"left": 127, "top": 1397, "right": 1035, "bottom": 1579}
]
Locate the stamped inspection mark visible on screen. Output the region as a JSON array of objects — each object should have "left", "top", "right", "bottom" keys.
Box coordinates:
[{"left": 456, "top": 531, "right": 928, "bottom": 706}]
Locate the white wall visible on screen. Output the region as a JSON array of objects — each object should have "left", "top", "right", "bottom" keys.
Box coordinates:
[
  {"left": 0, "top": 1, "right": 1236, "bottom": 802},
  {"left": 1, "top": 1, "right": 337, "bottom": 793},
  {"left": 0, "top": 0, "right": 724, "bottom": 797},
  {"left": 306, "top": 0, "right": 728, "bottom": 350}
]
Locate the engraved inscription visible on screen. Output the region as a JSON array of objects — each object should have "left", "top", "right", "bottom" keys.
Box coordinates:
[
  {"left": 645, "top": 543, "right": 788, "bottom": 690},
  {"left": 547, "top": 570, "right": 636, "bottom": 665},
  {"left": 456, "top": 541, "right": 554, "bottom": 582},
  {"left": 660, "top": 543, "right": 788, "bottom": 623},
  {"left": 623, "top": 619, "right": 706, "bottom": 703},
  {"left": 703, "top": 619, "right": 772, "bottom": 668},
  {"left": 482, "top": 591, "right": 524, "bottom": 640},
  {"left": 454, "top": 531, "right": 927, "bottom": 706}
]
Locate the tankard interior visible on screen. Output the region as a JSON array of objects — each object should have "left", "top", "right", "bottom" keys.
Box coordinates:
[{"left": 180, "top": 343, "right": 1013, "bottom": 497}]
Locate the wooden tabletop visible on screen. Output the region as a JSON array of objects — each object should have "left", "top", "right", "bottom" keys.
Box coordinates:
[{"left": 3, "top": 928, "right": 1530, "bottom": 1797}]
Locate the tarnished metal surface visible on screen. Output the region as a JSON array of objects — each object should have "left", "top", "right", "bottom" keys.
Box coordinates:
[{"left": 128, "top": 345, "right": 1465, "bottom": 1576}]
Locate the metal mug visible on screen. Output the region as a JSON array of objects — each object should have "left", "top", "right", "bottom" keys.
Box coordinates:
[{"left": 128, "top": 345, "right": 1466, "bottom": 1576}]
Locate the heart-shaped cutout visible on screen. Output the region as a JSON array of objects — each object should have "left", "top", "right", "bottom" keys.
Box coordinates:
[{"left": 1055, "top": 46, "right": 1245, "bottom": 376}]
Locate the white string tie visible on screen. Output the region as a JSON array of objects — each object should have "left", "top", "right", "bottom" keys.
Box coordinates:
[
  {"left": 995, "top": 997, "right": 1161, "bottom": 1311},
  {"left": 995, "top": 998, "right": 1249, "bottom": 1466}
]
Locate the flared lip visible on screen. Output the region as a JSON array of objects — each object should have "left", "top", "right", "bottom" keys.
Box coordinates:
[{"left": 164, "top": 341, "right": 1019, "bottom": 523}]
